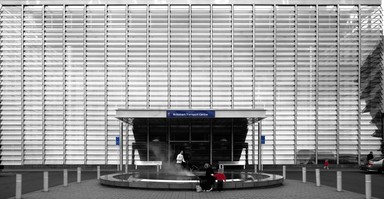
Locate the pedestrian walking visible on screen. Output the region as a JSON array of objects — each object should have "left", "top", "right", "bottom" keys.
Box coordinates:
[{"left": 176, "top": 150, "right": 186, "bottom": 169}]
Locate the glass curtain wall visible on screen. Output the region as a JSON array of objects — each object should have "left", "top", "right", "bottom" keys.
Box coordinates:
[{"left": 0, "top": 4, "right": 382, "bottom": 165}]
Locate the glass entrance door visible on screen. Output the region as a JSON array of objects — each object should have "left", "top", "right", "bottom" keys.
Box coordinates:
[
  {"left": 170, "top": 142, "right": 210, "bottom": 169},
  {"left": 190, "top": 142, "right": 210, "bottom": 168},
  {"left": 169, "top": 119, "right": 211, "bottom": 168},
  {"left": 170, "top": 142, "right": 190, "bottom": 164}
]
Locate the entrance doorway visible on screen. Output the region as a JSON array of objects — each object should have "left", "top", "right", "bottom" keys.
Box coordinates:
[
  {"left": 170, "top": 142, "right": 210, "bottom": 169},
  {"left": 169, "top": 119, "right": 211, "bottom": 167},
  {"left": 132, "top": 118, "right": 248, "bottom": 168}
]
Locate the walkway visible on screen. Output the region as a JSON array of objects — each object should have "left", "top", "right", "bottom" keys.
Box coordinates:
[{"left": 8, "top": 178, "right": 377, "bottom": 199}]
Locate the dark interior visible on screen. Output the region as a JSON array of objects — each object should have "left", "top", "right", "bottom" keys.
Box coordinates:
[{"left": 132, "top": 118, "right": 248, "bottom": 168}]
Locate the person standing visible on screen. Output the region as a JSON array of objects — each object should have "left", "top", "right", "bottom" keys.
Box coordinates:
[
  {"left": 214, "top": 168, "right": 226, "bottom": 192},
  {"left": 176, "top": 150, "right": 185, "bottom": 168},
  {"left": 323, "top": 159, "right": 329, "bottom": 170}
]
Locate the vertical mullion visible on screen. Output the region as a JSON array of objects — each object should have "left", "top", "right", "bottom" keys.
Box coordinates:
[
  {"left": 252, "top": 119, "right": 255, "bottom": 170},
  {"left": 231, "top": 4, "right": 234, "bottom": 109},
  {"left": 125, "top": 4, "right": 130, "bottom": 169},
  {"left": 125, "top": 121, "right": 130, "bottom": 171},
  {"left": 42, "top": 5, "right": 46, "bottom": 165},
  {"left": 357, "top": 4, "right": 362, "bottom": 164},
  {"left": 104, "top": 4, "right": 108, "bottom": 164},
  {"left": 189, "top": 5, "right": 192, "bottom": 109},
  {"left": 231, "top": 119, "right": 234, "bottom": 161},
  {"left": 189, "top": 121, "right": 192, "bottom": 142},
  {"left": 21, "top": 5, "right": 25, "bottom": 165},
  {"left": 146, "top": 5, "right": 149, "bottom": 109},
  {"left": 0, "top": 5, "right": 1, "bottom": 164},
  {"left": 167, "top": 119, "right": 170, "bottom": 164},
  {"left": 210, "top": 119, "right": 213, "bottom": 164},
  {"left": 252, "top": 4, "right": 256, "bottom": 168},
  {"left": 210, "top": 5, "right": 213, "bottom": 109},
  {"left": 336, "top": 4, "right": 340, "bottom": 165},
  {"left": 315, "top": 4, "right": 319, "bottom": 164},
  {"left": 167, "top": 4, "right": 171, "bottom": 108},
  {"left": 252, "top": 4, "right": 255, "bottom": 110},
  {"left": 0, "top": 4, "right": 2, "bottom": 164},
  {"left": 294, "top": 4, "right": 298, "bottom": 165},
  {"left": 125, "top": 5, "right": 129, "bottom": 109},
  {"left": 147, "top": 119, "right": 150, "bottom": 160},
  {"left": 62, "top": 5, "right": 66, "bottom": 165},
  {"left": 83, "top": 5, "right": 87, "bottom": 164},
  {"left": 273, "top": 4, "right": 277, "bottom": 164}
]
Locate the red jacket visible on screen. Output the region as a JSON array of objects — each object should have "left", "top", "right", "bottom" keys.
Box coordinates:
[{"left": 214, "top": 173, "right": 226, "bottom": 181}]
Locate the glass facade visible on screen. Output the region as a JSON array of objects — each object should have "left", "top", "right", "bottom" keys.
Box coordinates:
[{"left": 0, "top": 3, "right": 383, "bottom": 165}]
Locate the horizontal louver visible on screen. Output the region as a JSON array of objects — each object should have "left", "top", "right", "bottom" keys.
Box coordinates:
[{"left": 0, "top": 4, "right": 382, "bottom": 165}]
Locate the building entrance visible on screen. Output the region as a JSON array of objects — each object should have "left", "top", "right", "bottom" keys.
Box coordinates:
[
  {"left": 117, "top": 109, "right": 266, "bottom": 172},
  {"left": 170, "top": 142, "right": 210, "bottom": 169},
  {"left": 132, "top": 118, "right": 248, "bottom": 168}
]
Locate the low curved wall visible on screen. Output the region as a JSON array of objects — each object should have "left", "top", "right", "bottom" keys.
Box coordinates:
[{"left": 99, "top": 172, "right": 284, "bottom": 190}]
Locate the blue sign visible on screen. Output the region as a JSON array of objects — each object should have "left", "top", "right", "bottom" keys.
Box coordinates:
[
  {"left": 116, "top": 136, "right": 120, "bottom": 145},
  {"left": 261, "top": 136, "right": 265, "bottom": 144},
  {"left": 167, "top": 110, "right": 215, "bottom": 118}
]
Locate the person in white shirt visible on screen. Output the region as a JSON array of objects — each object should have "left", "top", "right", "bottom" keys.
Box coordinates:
[{"left": 176, "top": 150, "right": 186, "bottom": 168}]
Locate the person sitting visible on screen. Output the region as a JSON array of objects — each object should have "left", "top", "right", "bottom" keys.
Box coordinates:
[
  {"left": 200, "top": 163, "right": 215, "bottom": 192},
  {"left": 367, "top": 151, "right": 374, "bottom": 163}
]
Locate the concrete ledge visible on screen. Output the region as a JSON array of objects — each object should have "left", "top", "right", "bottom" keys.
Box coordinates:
[{"left": 99, "top": 172, "right": 284, "bottom": 190}]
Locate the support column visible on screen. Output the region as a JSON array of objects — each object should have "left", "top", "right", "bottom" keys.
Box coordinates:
[
  {"left": 231, "top": 119, "right": 234, "bottom": 161},
  {"left": 258, "top": 121, "right": 263, "bottom": 172},
  {"left": 119, "top": 121, "right": 124, "bottom": 172},
  {"left": 252, "top": 119, "right": 256, "bottom": 173},
  {"left": 147, "top": 119, "right": 149, "bottom": 160},
  {"left": 357, "top": 4, "right": 362, "bottom": 164},
  {"left": 125, "top": 120, "right": 130, "bottom": 173},
  {"left": 168, "top": 119, "right": 171, "bottom": 164},
  {"left": 210, "top": 119, "right": 213, "bottom": 165}
]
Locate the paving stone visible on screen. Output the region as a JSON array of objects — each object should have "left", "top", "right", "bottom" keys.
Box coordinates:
[{"left": 8, "top": 179, "right": 378, "bottom": 199}]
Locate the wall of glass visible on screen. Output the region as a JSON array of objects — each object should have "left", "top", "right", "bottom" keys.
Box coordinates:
[{"left": 0, "top": 4, "right": 382, "bottom": 165}]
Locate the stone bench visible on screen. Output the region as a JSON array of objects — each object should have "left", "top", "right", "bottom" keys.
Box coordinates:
[
  {"left": 135, "top": 161, "right": 162, "bottom": 171},
  {"left": 218, "top": 161, "right": 246, "bottom": 172}
]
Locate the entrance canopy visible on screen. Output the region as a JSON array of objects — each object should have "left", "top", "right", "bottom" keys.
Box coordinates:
[
  {"left": 115, "top": 109, "right": 266, "bottom": 172},
  {"left": 115, "top": 109, "right": 266, "bottom": 123}
]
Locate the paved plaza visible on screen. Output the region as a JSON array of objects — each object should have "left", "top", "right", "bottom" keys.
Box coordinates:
[{"left": 8, "top": 178, "right": 378, "bottom": 199}]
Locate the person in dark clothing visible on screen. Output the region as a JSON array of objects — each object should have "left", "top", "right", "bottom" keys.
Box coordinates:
[
  {"left": 200, "top": 163, "right": 215, "bottom": 192},
  {"left": 367, "top": 151, "right": 374, "bottom": 163}
]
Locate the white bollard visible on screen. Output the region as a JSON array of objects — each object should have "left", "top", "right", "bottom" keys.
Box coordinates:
[
  {"left": 365, "top": 174, "right": 371, "bottom": 199},
  {"left": 283, "top": 165, "right": 286, "bottom": 180},
  {"left": 315, "top": 169, "right": 320, "bottom": 187},
  {"left": 15, "top": 174, "right": 22, "bottom": 199},
  {"left": 337, "top": 171, "right": 342, "bottom": 192},
  {"left": 302, "top": 167, "right": 306, "bottom": 183},
  {"left": 117, "top": 164, "right": 120, "bottom": 171},
  {"left": 43, "top": 171, "right": 49, "bottom": 192},
  {"left": 63, "top": 169, "right": 68, "bottom": 187},
  {"left": 77, "top": 167, "right": 81, "bottom": 183},
  {"left": 156, "top": 165, "right": 160, "bottom": 173},
  {"left": 97, "top": 166, "right": 100, "bottom": 180}
]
